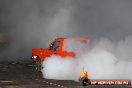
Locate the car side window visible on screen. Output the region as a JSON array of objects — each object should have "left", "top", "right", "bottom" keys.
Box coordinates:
[{"left": 49, "top": 41, "right": 61, "bottom": 51}]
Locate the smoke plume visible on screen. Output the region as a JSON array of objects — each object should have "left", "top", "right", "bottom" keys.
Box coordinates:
[
  {"left": 42, "top": 36, "right": 132, "bottom": 81},
  {"left": 1, "top": 0, "right": 132, "bottom": 61},
  {"left": 0, "top": 0, "right": 132, "bottom": 80}
]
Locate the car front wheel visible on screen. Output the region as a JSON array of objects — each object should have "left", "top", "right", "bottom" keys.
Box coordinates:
[{"left": 35, "top": 58, "right": 41, "bottom": 71}]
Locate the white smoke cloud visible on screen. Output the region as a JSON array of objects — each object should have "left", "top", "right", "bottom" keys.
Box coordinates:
[
  {"left": 41, "top": 36, "right": 132, "bottom": 81},
  {"left": 42, "top": 55, "right": 76, "bottom": 80}
]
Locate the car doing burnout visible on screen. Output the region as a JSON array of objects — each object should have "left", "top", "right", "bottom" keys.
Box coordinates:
[
  {"left": 31, "top": 38, "right": 91, "bottom": 70},
  {"left": 31, "top": 38, "right": 131, "bottom": 86}
]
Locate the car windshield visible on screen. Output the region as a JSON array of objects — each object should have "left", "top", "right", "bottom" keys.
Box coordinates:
[{"left": 49, "top": 41, "right": 61, "bottom": 51}]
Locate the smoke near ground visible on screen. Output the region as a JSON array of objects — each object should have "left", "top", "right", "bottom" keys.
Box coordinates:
[
  {"left": 0, "top": 0, "right": 131, "bottom": 82},
  {"left": 42, "top": 36, "right": 132, "bottom": 81}
]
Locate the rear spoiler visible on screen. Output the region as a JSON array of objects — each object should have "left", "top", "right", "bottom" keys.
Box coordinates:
[{"left": 67, "top": 38, "right": 92, "bottom": 43}]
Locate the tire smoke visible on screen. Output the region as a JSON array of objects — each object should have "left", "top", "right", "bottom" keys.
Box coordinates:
[{"left": 42, "top": 36, "right": 132, "bottom": 81}]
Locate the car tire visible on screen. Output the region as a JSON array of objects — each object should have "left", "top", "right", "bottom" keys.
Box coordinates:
[{"left": 35, "top": 57, "right": 41, "bottom": 71}]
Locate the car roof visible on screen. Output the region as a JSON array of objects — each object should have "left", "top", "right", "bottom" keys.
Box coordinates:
[{"left": 55, "top": 38, "right": 91, "bottom": 43}]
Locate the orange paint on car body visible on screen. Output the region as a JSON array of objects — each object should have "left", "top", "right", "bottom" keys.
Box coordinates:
[{"left": 32, "top": 38, "right": 91, "bottom": 62}]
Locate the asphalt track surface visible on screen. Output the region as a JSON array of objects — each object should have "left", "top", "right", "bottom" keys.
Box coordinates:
[{"left": 0, "top": 61, "right": 131, "bottom": 88}]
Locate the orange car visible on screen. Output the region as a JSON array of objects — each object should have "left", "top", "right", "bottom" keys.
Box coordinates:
[{"left": 31, "top": 38, "right": 91, "bottom": 70}]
